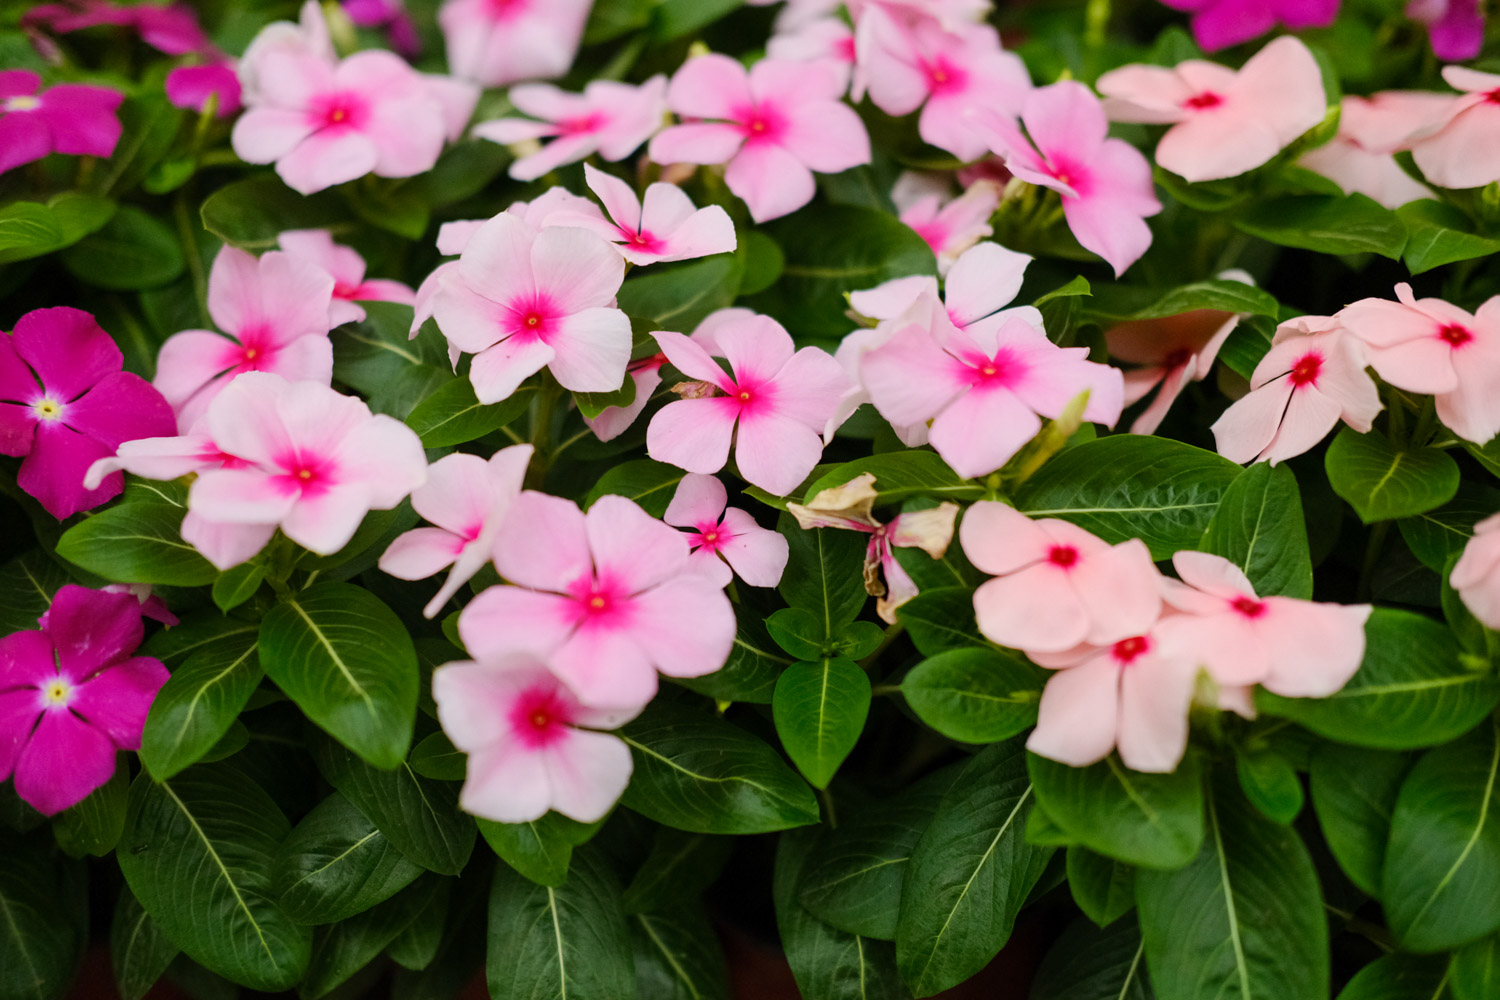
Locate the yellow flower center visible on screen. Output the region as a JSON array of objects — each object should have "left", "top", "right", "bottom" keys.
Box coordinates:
[
  {"left": 42, "top": 679, "right": 72, "bottom": 706},
  {"left": 31, "top": 398, "right": 63, "bottom": 422}
]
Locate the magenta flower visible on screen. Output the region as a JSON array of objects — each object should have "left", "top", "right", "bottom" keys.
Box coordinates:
[
  {"left": 379, "top": 445, "right": 534, "bottom": 619},
  {"left": 892, "top": 173, "right": 1000, "bottom": 275},
  {"left": 649, "top": 54, "right": 871, "bottom": 222},
  {"left": 1156, "top": 0, "right": 1339, "bottom": 52},
  {"left": 433, "top": 653, "right": 637, "bottom": 823},
  {"left": 973, "top": 82, "right": 1161, "bottom": 276},
  {"left": 460, "top": 492, "right": 736, "bottom": 711},
  {"left": 438, "top": 0, "right": 591, "bottom": 88},
  {"left": 0, "top": 308, "right": 175, "bottom": 520},
  {"left": 1298, "top": 93, "right": 1446, "bottom": 209},
  {"left": 1408, "top": 0, "right": 1484, "bottom": 61},
  {"left": 278, "top": 229, "right": 415, "bottom": 327},
  {"left": 1211, "top": 316, "right": 1382, "bottom": 465},
  {"left": 165, "top": 62, "right": 243, "bottom": 118},
  {"left": 343, "top": 0, "right": 421, "bottom": 57},
  {"left": 473, "top": 77, "right": 667, "bottom": 182},
  {"left": 1452, "top": 514, "right": 1500, "bottom": 631},
  {"left": 154, "top": 245, "right": 336, "bottom": 432},
  {"left": 22, "top": 0, "right": 209, "bottom": 53},
  {"left": 0, "top": 70, "right": 123, "bottom": 175},
  {"left": 545, "top": 164, "right": 737, "bottom": 267},
  {"left": 1411, "top": 68, "right": 1500, "bottom": 191},
  {"left": 0, "top": 586, "right": 168, "bottom": 816},
  {"left": 664, "top": 473, "right": 790, "bottom": 588},
  {"left": 646, "top": 312, "right": 850, "bottom": 496},
  {"left": 1097, "top": 37, "right": 1327, "bottom": 184},
  {"left": 1106, "top": 305, "right": 1239, "bottom": 435}
]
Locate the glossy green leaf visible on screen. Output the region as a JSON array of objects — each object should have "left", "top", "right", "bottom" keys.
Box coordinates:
[
  {"left": 333, "top": 306, "right": 454, "bottom": 419},
  {"left": 1308, "top": 743, "right": 1409, "bottom": 896},
  {"left": 1334, "top": 954, "right": 1451, "bottom": 1000},
  {"left": 1236, "top": 749, "right": 1303, "bottom": 825},
  {"left": 773, "top": 657, "right": 871, "bottom": 789},
  {"left": 778, "top": 518, "right": 869, "bottom": 635},
  {"left": 1398, "top": 199, "right": 1500, "bottom": 275},
  {"left": 1067, "top": 848, "right": 1137, "bottom": 928},
  {"left": 408, "top": 732, "right": 466, "bottom": 782},
  {"left": 0, "top": 830, "right": 85, "bottom": 1000},
  {"left": 60, "top": 205, "right": 182, "bottom": 290},
  {"left": 630, "top": 906, "right": 732, "bottom": 1000},
  {"left": 1087, "top": 278, "right": 1280, "bottom": 323},
  {"left": 766, "top": 607, "right": 831, "bottom": 660},
  {"left": 52, "top": 763, "right": 128, "bottom": 857},
  {"left": 405, "top": 379, "right": 532, "bottom": 448},
  {"left": 1200, "top": 462, "right": 1313, "bottom": 598},
  {"left": 896, "top": 587, "right": 987, "bottom": 656},
  {"left": 200, "top": 176, "right": 349, "bottom": 251},
  {"left": 300, "top": 877, "right": 440, "bottom": 999},
  {"left": 477, "top": 812, "right": 601, "bottom": 888},
  {"left": 1030, "top": 917, "right": 1152, "bottom": 1000},
  {"left": 1398, "top": 483, "right": 1500, "bottom": 572},
  {"left": 1234, "top": 193, "right": 1407, "bottom": 259},
  {"left": 1028, "top": 753, "right": 1205, "bottom": 870},
  {"left": 140, "top": 629, "right": 261, "bottom": 781},
  {"left": 623, "top": 829, "right": 733, "bottom": 914},
  {"left": 1326, "top": 428, "right": 1460, "bottom": 524},
  {"left": 56, "top": 503, "right": 218, "bottom": 586},
  {"left": 583, "top": 459, "right": 686, "bottom": 518},
  {"left": 618, "top": 251, "right": 743, "bottom": 334},
  {"left": 0, "top": 193, "right": 115, "bottom": 265},
  {"left": 0, "top": 550, "right": 67, "bottom": 635},
  {"left": 902, "top": 647, "right": 1044, "bottom": 744},
  {"left": 387, "top": 881, "right": 449, "bottom": 971},
  {"left": 800, "top": 453, "right": 984, "bottom": 507},
  {"left": 211, "top": 563, "right": 265, "bottom": 613},
  {"left": 1452, "top": 934, "right": 1500, "bottom": 1000},
  {"left": 272, "top": 792, "right": 422, "bottom": 925},
  {"left": 110, "top": 888, "right": 178, "bottom": 1000}
]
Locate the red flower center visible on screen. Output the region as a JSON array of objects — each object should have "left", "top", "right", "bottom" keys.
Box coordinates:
[
  {"left": 1439, "top": 323, "right": 1474, "bottom": 347},
  {"left": 508, "top": 685, "right": 571, "bottom": 749},
  {"left": 1183, "top": 91, "right": 1223, "bottom": 110},
  {"left": 1112, "top": 635, "right": 1151, "bottom": 664},
  {"left": 1289, "top": 353, "right": 1322, "bottom": 387},
  {"left": 1231, "top": 595, "right": 1266, "bottom": 618},
  {"left": 1048, "top": 545, "right": 1078, "bottom": 568}
]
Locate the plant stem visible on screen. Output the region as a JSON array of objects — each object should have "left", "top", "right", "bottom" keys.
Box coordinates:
[{"left": 1357, "top": 521, "right": 1391, "bottom": 601}]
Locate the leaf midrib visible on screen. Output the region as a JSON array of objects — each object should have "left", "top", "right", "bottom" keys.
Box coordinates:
[
  {"left": 285, "top": 600, "right": 376, "bottom": 713},
  {"left": 1404, "top": 720, "right": 1500, "bottom": 932}
]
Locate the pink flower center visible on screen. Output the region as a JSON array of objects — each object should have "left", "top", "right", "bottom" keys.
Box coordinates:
[
  {"left": 1486, "top": 88, "right": 1500, "bottom": 104},
  {"left": 310, "top": 91, "right": 369, "bottom": 131},
  {"left": 1048, "top": 545, "right": 1078, "bottom": 568},
  {"left": 333, "top": 280, "right": 360, "bottom": 300},
  {"left": 505, "top": 294, "right": 560, "bottom": 341},
  {"left": 923, "top": 57, "right": 966, "bottom": 95},
  {"left": 274, "top": 452, "right": 335, "bottom": 497},
  {"left": 725, "top": 373, "right": 773, "bottom": 416},
  {"left": 237, "top": 325, "right": 276, "bottom": 369},
  {"left": 1439, "top": 323, "right": 1474, "bottom": 348},
  {"left": 1231, "top": 595, "right": 1266, "bottom": 618},
  {"left": 3, "top": 95, "right": 41, "bottom": 113},
  {"left": 1183, "top": 91, "right": 1223, "bottom": 110},
  {"left": 1288, "top": 352, "right": 1322, "bottom": 387},
  {"left": 621, "top": 227, "right": 666, "bottom": 254},
  {"left": 961, "top": 347, "right": 1029, "bottom": 391},
  {"left": 1045, "top": 155, "right": 1089, "bottom": 196},
  {"left": 567, "top": 574, "right": 632, "bottom": 628},
  {"left": 909, "top": 219, "right": 948, "bottom": 254},
  {"left": 508, "top": 685, "right": 571, "bottom": 749},
  {"left": 38, "top": 677, "right": 73, "bottom": 709},
  {"left": 691, "top": 519, "right": 733, "bottom": 553},
  {"left": 836, "top": 35, "right": 857, "bottom": 62},
  {"left": 558, "top": 113, "right": 604, "bottom": 136},
  {"left": 484, "top": 0, "right": 529, "bottom": 19},
  {"left": 736, "top": 104, "right": 786, "bottom": 144},
  {"left": 1112, "top": 635, "right": 1151, "bottom": 665}
]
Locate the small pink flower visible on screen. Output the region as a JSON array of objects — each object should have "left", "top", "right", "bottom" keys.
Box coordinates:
[
  {"left": 972, "top": 82, "right": 1161, "bottom": 276},
  {"left": 1211, "top": 316, "right": 1382, "bottom": 465},
  {"left": 438, "top": 0, "right": 591, "bottom": 88},
  {"left": 101, "top": 584, "right": 178, "bottom": 627},
  {"left": 1156, "top": 0, "right": 1339, "bottom": 52},
  {"left": 1298, "top": 93, "right": 1448, "bottom": 208},
  {"left": 1452, "top": 514, "right": 1500, "bottom": 630},
  {"left": 166, "top": 62, "right": 243, "bottom": 118},
  {"left": 379, "top": 445, "right": 534, "bottom": 619},
  {"left": 433, "top": 653, "right": 637, "bottom": 823},
  {"left": 1411, "top": 67, "right": 1500, "bottom": 190},
  {"left": 0, "top": 586, "right": 168, "bottom": 815},
  {"left": 1107, "top": 306, "right": 1239, "bottom": 435},
  {"left": 1407, "top": 0, "right": 1484, "bottom": 61},
  {"left": 646, "top": 313, "right": 850, "bottom": 496},
  {"left": 664, "top": 473, "right": 790, "bottom": 588},
  {"left": 237, "top": 1, "right": 335, "bottom": 105},
  {"left": 473, "top": 77, "right": 667, "bottom": 182},
  {"left": 0, "top": 70, "right": 123, "bottom": 175},
  {"left": 278, "top": 229, "right": 416, "bottom": 327},
  {"left": 460, "top": 492, "right": 736, "bottom": 710},
  {"left": 23, "top": 0, "right": 209, "bottom": 54},
  {"left": 0, "top": 308, "right": 175, "bottom": 519},
  {"left": 545, "top": 164, "right": 737, "bottom": 267},
  {"left": 960, "top": 501, "right": 1162, "bottom": 654},
  {"left": 767, "top": 18, "right": 856, "bottom": 92},
  {"left": 1097, "top": 36, "right": 1327, "bottom": 183},
  {"left": 893, "top": 174, "right": 1001, "bottom": 276},
  {"left": 649, "top": 54, "right": 871, "bottom": 222},
  {"left": 154, "top": 245, "right": 336, "bottom": 432}
]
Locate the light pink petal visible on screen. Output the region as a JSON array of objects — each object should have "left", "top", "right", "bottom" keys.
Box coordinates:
[
  {"left": 1097, "top": 63, "right": 1196, "bottom": 123},
  {"left": 1129, "top": 363, "right": 1191, "bottom": 435},
  {"left": 648, "top": 122, "right": 746, "bottom": 166},
  {"left": 1024, "top": 80, "right": 1108, "bottom": 160},
  {"left": 509, "top": 134, "right": 601, "bottom": 183},
  {"left": 152, "top": 330, "right": 240, "bottom": 416},
  {"left": 275, "top": 128, "right": 380, "bottom": 195},
  {"left": 180, "top": 514, "right": 276, "bottom": 571},
  {"left": 861, "top": 322, "right": 972, "bottom": 427},
  {"left": 945, "top": 242, "right": 1031, "bottom": 327},
  {"left": 549, "top": 622, "right": 659, "bottom": 711},
  {"left": 716, "top": 507, "right": 789, "bottom": 587},
  {"left": 14, "top": 710, "right": 118, "bottom": 815},
  {"left": 1412, "top": 105, "right": 1500, "bottom": 190},
  {"left": 460, "top": 741, "right": 552, "bottom": 823},
  {"left": 587, "top": 365, "right": 663, "bottom": 442},
  {"left": 1115, "top": 648, "right": 1195, "bottom": 773},
  {"left": 725, "top": 142, "right": 817, "bottom": 222},
  {"left": 458, "top": 587, "right": 577, "bottom": 663},
  {"left": 1173, "top": 549, "right": 1257, "bottom": 598},
  {"left": 958, "top": 500, "right": 1054, "bottom": 575},
  {"left": 685, "top": 547, "right": 736, "bottom": 588},
  {"left": 1211, "top": 379, "right": 1295, "bottom": 464},
  {"left": 848, "top": 276, "right": 936, "bottom": 321},
  {"left": 769, "top": 346, "right": 850, "bottom": 429},
  {"left": 716, "top": 313, "right": 795, "bottom": 384},
  {"left": 457, "top": 212, "right": 537, "bottom": 306},
  {"left": 646, "top": 205, "right": 738, "bottom": 264},
  {"left": 71, "top": 658, "right": 168, "bottom": 750},
  {"left": 629, "top": 578, "right": 736, "bottom": 678},
  {"left": 638, "top": 180, "right": 697, "bottom": 233},
  {"left": 230, "top": 107, "right": 316, "bottom": 164},
  {"left": 666, "top": 53, "right": 752, "bottom": 120},
  {"left": 779, "top": 100, "right": 871, "bottom": 174},
  {"left": 1259, "top": 387, "right": 1344, "bottom": 465},
  {"left": 1231, "top": 36, "right": 1328, "bottom": 147},
  {"left": 546, "top": 308, "right": 633, "bottom": 393},
  {"left": 277, "top": 229, "right": 362, "bottom": 287},
  {"left": 493, "top": 491, "right": 593, "bottom": 592},
  {"left": 409, "top": 452, "right": 495, "bottom": 534},
  {"left": 749, "top": 55, "right": 848, "bottom": 106},
  {"left": 664, "top": 473, "right": 728, "bottom": 528},
  {"left": 583, "top": 163, "right": 643, "bottom": 231},
  {"left": 1026, "top": 655, "right": 1120, "bottom": 768},
  {"left": 646, "top": 399, "right": 738, "bottom": 475},
  {"left": 432, "top": 659, "right": 528, "bottom": 751},
  {"left": 1071, "top": 539, "right": 1163, "bottom": 646},
  {"left": 379, "top": 527, "right": 465, "bottom": 580},
  {"left": 586, "top": 494, "right": 691, "bottom": 594},
  {"left": 1258, "top": 599, "right": 1372, "bottom": 698},
  {"left": 1059, "top": 142, "right": 1160, "bottom": 277},
  {"left": 651, "top": 329, "right": 733, "bottom": 388},
  {"left": 734, "top": 410, "right": 825, "bottom": 496},
  {"left": 541, "top": 730, "right": 633, "bottom": 823},
  {"left": 189, "top": 467, "right": 300, "bottom": 524},
  {"left": 472, "top": 118, "right": 561, "bottom": 146},
  {"left": 1156, "top": 110, "right": 1284, "bottom": 183},
  {"left": 973, "top": 565, "right": 1090, "bottom": 653},
  {"left": 929, "top": 386, "right": 1042, "bottom": 480},
  {"left": 470, "top": 337, "right": 556, "bottom": 404}
]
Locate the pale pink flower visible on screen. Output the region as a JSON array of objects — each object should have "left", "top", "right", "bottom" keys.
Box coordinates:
[
  {"left": 649, "top": 54, "right": 871, "bottom": 222},
  {"left": 431, "top": 211, "right": 632, "bottom": 404},
  {"left": 1298, "top": 93, "right": 1448, "bottom": 208},
  {"left": 234, "top": 0, "right": 333, "bottom": 104},
  {"left": 154, "top": 245, "right": 336, "bottom": 433},
  {"left": 960, "top": 501, "right": 1162, "bottom": 654},
  {"left": 1407, "top": 0, "right": 1484, "bottom": 61},
  {"left": 1162, "top": 551, "right": 1372, "bottom": 697},
  {"left": 379, "top": 445, "right": 534, "bottom": 619},
  {"left": 278, "top": 229, "right": 415, "bottom": 327},
  {"left": 1157, "top": 0, "right": 1339, "bottom": 52},
  {"left": 972, "top": 82, "right": 1161, "bottom": 276},
  {"left": 0, "top": 70, "right": 122, "bottom": 175},
  {"left": 1211, "top": 316, "right": 1382, "bottom": 466},
  {"left": 438, "top": 0, "right": 591, "bottom": 88},
  {"left": 460, "top": 492, "right": 736, "bottom": 710},
  {"left": 1107, "top": 307, "right": 1239, "bottom": 435},
  {"left": 545, "top": 164, "right": 737, "bottom": 266},
  {"left": 892, "top": 172, "right": 1000, "bottom": 275},
  {"left": 1451, "top": 514, "right": 1500, "bottom": 630},
  {"left": 1097, "top": 37, "right": 1326, "bottom": 183},
  {"left": 1339, "top": 284, "right": 1500, "bottom": 444},
  {"left": 473, "top": 77, "right": 667, "bottom": 182},
  {"left": 767, "top": 18, "right": 856, "bottom": 93},
  {"left": 433, "top": 653, "right": 637, "bottom": 823},
  {"left": 1411, "top": 68, "right": 1500, "bottom": 190},
  {"left": 646, "top": 313, "right": 850, "bottom": 496},
  {"left": 664, "top": 473, "right": 790, "bottom": 588}
]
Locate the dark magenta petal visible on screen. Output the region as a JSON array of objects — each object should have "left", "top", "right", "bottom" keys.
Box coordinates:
[
  {"left": 132, "top": 4, "right": 210, "bottom": 55},
  {"left": 0, "top": 335, "right": 40, "bottom": 456},
  {"left": 65, "top": 371, "right": 176, "bottom": 449},
  {"left": 0, "top": 689, "right": 41, "bottom": 784},
  {"left": 13, "top": 708, "right": 117, "bottom": 815},
  {"left": 0, "top": 629, "right": 59, "bottom": 688},
  {"left": 0, "top": 112, "right": 53, "bottom": 175},
  {"left": 11, "top": 307, "right": 121, "bottom": 401},
  {"left": 0, "top": 70, "right": 41, "bottom": 99},
  {"left": 72, "top": 656, "right": 169, "bottom": 750},
  {"left": 165, "top": 64, "right": 242, "bottom": 117},
  {"left": 38, "top": 84, "right": 123, "bottom": 158},
  {"left": 18, "top": 422, "right": 120, "bottom": 519},
  {"left": 42, "top": 585, "right": 145, "bottom": 680}
]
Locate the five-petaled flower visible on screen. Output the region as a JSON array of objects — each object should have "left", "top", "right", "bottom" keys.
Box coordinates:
[
  {"left": 664, "top": 473, "right": 789, "bottom": 588},
  {"left": 0, "top": 69, "right": 123, "bottom": 175}
]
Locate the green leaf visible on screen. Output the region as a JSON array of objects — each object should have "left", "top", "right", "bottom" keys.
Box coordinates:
[
  {"left": 333, "top": 307, "right": 454, "bottom": 419},
  {"left": 896, "top": 738, "right": 1053, "bottom": 997},
  {"left": 902, "top": 647, "right": 1044, "bottom": 745},
  {"left": 118, "top": 766, "right": 312, "bottom": 991},
  {"left": 140, "top": 629, "right": 261, "bottom": 781},
  {"left": 801, "top": 452, "right": 984, "bottom": 507},
  {"left": 56, "top": 503, "right": 218, "bottom": 586},
  {"left": 652, "top": 0, "right": 743, "bottom": 39},
  {"left": 672, "top": 611, "right": 789, "bottom": 705},
  {"left": 738, "top": 229, "right": 785, "bottom": 296},
  {"left": 386, "top": 881, "right": 448, "bottom": 971},
  {"left": 271, "top": 792, "right": 422, "bottom": 926},
  {"left": 0, "top": 193, "right": 115, "bottom": 265},
  {"left": 0, "top": 830, "right": 85, "bottom": 1000},
  {"left": 1066, "top": 848, "right": 1136, "bottom": 928},
  {"left": 1334, "top": 954, "right": 1451, "bottom": 1000},
  {"left": 1235, "top": 749, "right": 1303, "bottom": 825},
  {"left": 1030, "top": 917, "right": 1152, "bottom": 1000},
  {"left": 778, "top": 518, "right": 868, "bottom": 634},
  {"left": 1233, "top": 193, "right": 1408, "bottom": 259},
  {"left": 1398, "top": 482, "right": 1500, "bottom": 572},
  {"left": 1308, "top": 743, "right": 1409, "bottom": 896},
  {"left": 630, "top": 906, "right": 732, "bottom": 1000},
  {"left": 573, "top": 374, "right": 637, "bottom": 419},
  {"left": 1452, "top": 934, "right": 1500, "bottom": 1000},
  {"left": 211, "top": 563, "right": 265, "bottom": 613},
  {"left": 408, "top": 732, "right": 466, "bottom": 782},
  {"left": 300, "top": 877, "right": 440, "bottom": 999},
  {"left": 1014, "top": 436, "right": 1243, "bottom": 559},
  {"left": 773, "top": 657, "right": 872, "bottom": 789},
  {"left": 1087, "top": 279, "right": 1280, "bottom": 323},
  {"left": 620, "top": 701, "right": 820, "bottom": 834},
  {"left": 835, "top": 620, "right": 885, "bottom": 659},
  {"left": 52, "top": 763, "right": 128, "bottom": 857},
  {"left": 260, "top": 582, "right": 418, "bottom": 770},
  {"left": 1383, "top": 719, "right": 1500, "bottom": 952},
  {"left": 1218, "top": 314, "right": 1276, "bottom": 380},
  {"left": 110, "top": 888, "right": 178, "bottom": 1000},
  {"left": 1200, "top": 462, "right": 1314, "bottom": 598},
  {"left": 1326, "top": 428, "right": 1460, "bottom": 524},
  {"left": 622, "top": 829, "right": 734, "bottom": 914},
  {"left": 766, "top": 608, "right": 830, "bottom": 660},
  {"left": 618, "top": 253, "right": 744, "bottom": 335},
  {"left": 1028, "top": 753, "right": 1205, "bottom": 870},
  {"left": 583, "top": 459, "right": 685, "bottom": 518},
  {"left": 1257, "top": 609, "right": 1500, "bottom": 749},
  {"left": 1136, "top": 775, "right": 1328, "bottom": 1000},
  {"left": 60, "top": 205, "right": 183, "bottom": 290},
  {"left": 486, "top": 847, "right": 635, "bottom": 1000},
  {"left": 1398, "top": 200, "right": 1500, "bottom": 276},
  {"left": 477, "top": 812, "right": 601, "bottom": 888},
  {"left": 0, "top": 550, "right": 67, "bottom": 635},
  {"left": 95, "top": 92, "right": 182, "bottom": 198},
  {"left": 200, "top": 176, "right": 349, "bottom": 251},
  {"left": 405, "top": 379, "right": 531, "bottom": 448},
  {"left": 897, "top": 587, "right": 986, "bottom": 656}
]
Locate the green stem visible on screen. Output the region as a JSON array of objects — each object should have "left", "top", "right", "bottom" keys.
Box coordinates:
[
  {"left": 174, "top": 187, "right": 210, "bottom": 328},
  {"left": 1357, "top": 521, "right": 1391, "bottom": 602}
]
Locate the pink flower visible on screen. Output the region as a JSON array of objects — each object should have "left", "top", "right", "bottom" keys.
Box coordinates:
[
  {"left": 0, "top": 70, "right": 122, "bottom": 175},
  {"left": 433, "top": 653, "right": 636, "bottom": 823},
  {"left": 154, "top": 245, "right": 336, "bottom": 432},
  {"left": 165, "top": 62, "right": 243, "bottom": 118},
  {"left": 379, "top": 445, "right": 534, "bottom": 619},
  {"left": 23, "top": 0, "right": 209, "bottom": 54},
  {"left": 664, "top": 473, "right": 790, "bottom": 588},
  {"left": 1162, "top": 551, "right": 1372, "bottom": 697},
  {"left": 473, "top": 77, "right": 667, "bottom": 182},
  {"left": 1411, "top": 68, "right": 1500, "bottom": 191},
  {"left": 960, "top": 501, "right": 1162, "bottom": 654},
  {"left": 544, "top": 164, "right": 737, "bottom": 267},
  {"left": 1211, "top": 316, "right": 1381, "bottom": 465},
  {"left": 1097, "top": 37, "right": 1327, "bottom": 183},
  {"left": 1452, "top": 514, "right": 1500, "bottom": 630},
  {"left": 1298, "top": 93, "right": 1448, "bottom": 208},
  {"left": 1107, "top": 305, "right": 1239, "bottom": 435},
  {"left": 1156, "top": 0, "right": 1339, "bottom": 52},
  {"left": 649, "top": 54, "right": 871, "bottom": 222},
  {"left": 1338, "top": 284, "right": 1500, "bottom": 445},
  {"left": 101, "top": 584, "right": 178, "bottom": 628},
  {"left": 430, "top": 212, "right": 632, "bottom": 404},
  {"left": 767, "top": 18, "right": 856, "bottom": 93},
  {"left": 0, "top": 586, "right": 167, "bottom": 815},
  {"left": 584, "top": 354, "right": 667, "bottom": 443},
  {"left": 0, "top": 308, "right": 175, "bottom": 520},
  {"left": 459, "top": 492, "right": 736, "bottom": 710},
  {"left": 278, "top": 229, "right": 416, "bottom": 327},
  {"left": 438, "top": 0, "right": 591, "bottom": 88},
  {"left": 972, "top": 82, "right": 1161, "bottom": 276},
  {"left": 182, "top": 372, "right": 427, "bottom": 566},
  {"left": 343, "top": 0, "right": 421, "bottom": 58},
  {"left": 646, "top": 313, "right": 850, "bottom": 496},
  {"left": 1407, "top": 0, "right": 1484, "bottom": 61},
  {"left": 237, "top": 1, "right": 335, "bottom": 105},
  {"left": 892, "top": 173, "right": 1000, "bottom": 275}
]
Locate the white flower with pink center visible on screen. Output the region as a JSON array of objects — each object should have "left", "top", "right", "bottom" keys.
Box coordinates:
[
  {"left": 277, "top": 229, "right": 415, "bottom": 327},
  {"left": 663, "top": 473, "right": 789, "bottom": 588},
  {"left": 544, "top": 164, "right": 737, "bottom": 267},
  {"left": 472, "top": 76, "right": 667, "bottom": 182},
  {"left": 438, "top": 0, "right": 592, "bottom": 89}
]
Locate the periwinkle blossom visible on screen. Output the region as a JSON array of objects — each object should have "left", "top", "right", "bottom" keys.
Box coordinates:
[
  {"left": 1451, "top": 514, "right": 1500, "bottom": 630},
  {"left": 0, "top": 70, "right": 123, "bottom": 175},
  {"left": 1411, "top": 68, "right": 1500, "bottom": 191},
  {"left": 1106, "top": 305, "right": 1239, "bottom": 435},
  {"left": 1407, "top": 0, "right": 1484, "bottom": 61},
  {"left": 379, "top": 445, "right": 534, "bottom": 619},
  {"left": 891, "top": 172, "right": 1000, "bottom": 275},
  {"left": 0, "top": 586, "right": 168, "bottom": 816},
  {"left": 1155, "top": 0, "right": 1339, "bottom": 52},
  {"left": 649, "top": 54, "right": 872, "bottom": 222},
  {"left": 664, "top": 473, "right": 790, "bottom": 588},
  {"left": 972, "top": 82, "right": 1161, "bottom": 276},
  {"left": 646, "top": 313, "right": 850, "bottom": 497},
  {"left": 1211, "top": 316, "right": 1382, "bottom": 466},
  {"left": 0, "top": 308, "right": 175, "bottom": 520},
  {"left": 154, "top": 245, "right": 336, "bottom": 432},
  {"left": 165, "top": 63, "right": 243, "bottom": 118},
  {"left": 1097, "top": 37, "right": 1327, "bottom": 184},
  {"left": 1298, "top": 93, "right": 1446, "bottom": 209},
  {"left": 473, "top": 77, "right": 667, "bottom": 183},
  {"left": 278, "top": 229, "right": 416, "bottom": 327},
  {"left": 22, "top": 0, "right": 208, "bottom": 53},
  {"left": 438, "top": 0, "right": 591, "bottom": 88},
  {"left": 545, "top": 164, "right": 737, "bottom": 267},
  {"left": 460, "top": 492, "right": 736, "bottom": 711}
]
